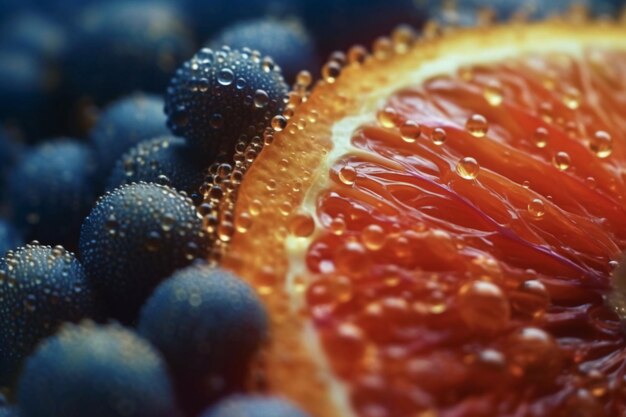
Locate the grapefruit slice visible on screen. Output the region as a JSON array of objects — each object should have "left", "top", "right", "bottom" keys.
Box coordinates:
[{"left": 217, "top": 17, "right": 626, "bottom": 417}]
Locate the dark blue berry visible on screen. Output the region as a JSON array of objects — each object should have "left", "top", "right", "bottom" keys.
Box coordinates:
[
  {"left": 18, "top": 322, "right": 180, "bottom": 417},
  {"left": 0, "top": 219, "right": 23, "bottom": 257},
  {"left": 165, "top": 47, "right": 288, "bottom": 159},
  {"left": 209, "top": 18, "right": 318, "bottom": 83},
  {"left": 0, "top": 243, "right": 97, "bottom": 385},
  {"left": 79, "top": 182, "right": 209, "bottom": 323},
  {"left": 0, "top": 12, "right": 66, "bottom": 62},
  {"left": 138, "top": 263, "right": 267, "bottom": 413},
  {"left": 89, "top": 94, "right": 170, "bottom": 178},
  {"left": 106, "top": 136, "right": 208, "bottom": 196},
  {"left": 62, "top": 1, "right": 195, "bottom": 103},
  {"left": 200, "top": 395, "right": 310, "bottom": 417},
  {"left": 7, "top": 139, "right": 98, "bottom": 249},
  {"left": 0, "top": 129, "right": 22, "bottom": 181},
  {"left": 0, "top": 406, "right": 18, "bottom": 417}
]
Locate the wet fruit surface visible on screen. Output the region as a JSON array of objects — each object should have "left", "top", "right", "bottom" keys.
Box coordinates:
[{"left": 303, "top": 50, "right": 626, "bottom": 416}]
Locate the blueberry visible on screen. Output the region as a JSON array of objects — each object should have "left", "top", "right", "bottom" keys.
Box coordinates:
[
  {"left": 303, "top": 0, "right": 424, "bottom": 55},
  {"left": 186, "top": 0, "right": 301, "bottom": 39},
  {"left": 79, "top": 182, "right": 209, "bottom": 323},
  {"left": 0, "top": 12, "right": 66, "bottom": 62},
  {"left": 62, "top": 1, "right": 195, "bottom": 103},
  {"left": 89, "top": 94, "right": 170, "bottom": 178},
  {"left": 0, "top": 406, "right": 18, "bottom": 417},
  {"left": 0, "top": 243, "right": 97, "bottom": 385},
  {"left": 209, "top": 18, "right": 318, "bottom": 83},
  {"left": 106, "top": 136, "right": 208, "bottom": 196},
  {"left": 7, "top": 139, "right": 98, "bottom": 249},
  {"left": 0, "top": 49, "right": 51, "bottom": 128},
  {"left": 138, "top": 263, "right": 267, "bottom": 413},
  {"left": 165, "top": 47, "right": 288, "bottom": 159},
  {"left": 0, "top": 129, "right": 22, "bottom": 181},
  {"left": 0, "top": 219, "right": 23, "bottom": 257},
  {"left": 200, "top": 395, "right": 310, "bottom": 417},
  {"left": 18, "top": 322, "right": 180, "bottom": 417}
]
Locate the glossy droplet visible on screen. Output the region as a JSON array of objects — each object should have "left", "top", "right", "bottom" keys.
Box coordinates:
[
  {"left": 400, "top": 121, "right": 421, "bottom": 143},
  {"left": 527, "top": 198, "right": 545, "bottom": 219},
  {"left": 562, "top": 86, "right": 581, "bottom": 109},
  {"left": 456, "top": 157, "right": 480, "bottom": 180},
  {"left": 338, "top": 165, "right": 357, "bottom": 186},
  {"left": 483, "top": 81, "right": 503, "bottom": 106},
  {"left": 589, "top": 130, "right": 612, "bottom": 158},
  {"left": 533, "top": 127, "right": 548, "bottom": 148},
  {"left": 377, "top": 107, "right": 399, "bottom": 129},
  {"left": 553, "top": 151, "right": 571, "bottom": 171},
  {"left": 217, "top": 68, "right": 234, "bottom": 86},
  {"left": 271, "top": 115, "right": 287, "bottom": 132},
  {"left": 235, "top": 212, "right": 252, "bottom": 233},
  {"left": 432, "top": 127, "right": 446, "bottom": 145},
  {"left": 335, "top": 241, "right": 369, "bottom": 277},
  {"left": 296, "top": 70, "right": 312, "bottom": 87},
  {"left": 329, "top": 217, "right": 346, "bottom": 236},
  {"left": 457, "top": 281, "right": 510, "bottom": 333},
  {"left": 511, "top": 280, "right": 550, "bottom": 318},
  {"left": 361, "top": 224, "right": 385, "bottom": 251},
  {"left": 322, "top": 61, "right": 341, "bottom": 83},
  {"left": 289, "top": 213, "right": 315, "bottom": 238},
  {"left": 466, "top": 114, "right": 489, "bottom": 138},
  {"left": 507, "top": 327, "right": 562, "bottom": 380},
  {"left": 253, "top": 89, "right": 269, "bottom": 108}
]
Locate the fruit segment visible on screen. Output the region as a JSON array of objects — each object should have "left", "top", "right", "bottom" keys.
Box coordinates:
[{"left": 307, "top": 49, "right": 626, "bottom": 417}]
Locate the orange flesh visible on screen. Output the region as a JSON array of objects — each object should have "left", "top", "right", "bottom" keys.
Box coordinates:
[{"left": 306, "top": 50, "right": 626, "bottom": 416}]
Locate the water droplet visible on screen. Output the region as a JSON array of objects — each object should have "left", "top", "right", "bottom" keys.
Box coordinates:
[
  {"left": 210, "top": 113, "right": 223, "bottom": 129},
  {"left": 361, "top": 224, "right": 385, "bottom": 251},
  {"left": 145, "top": 231, "right": 161, "bottom": 252},
  {"left": 289, "top": 213, "right": 315, "bottom": 237},
  {"left": 377, "top": 107, "right": 399, "bottom": 129},
  {"left": 431, "top": 127, "right": 446, "bottom": 145},
  {"left": 399, "top": 121, "right": 421, "bottom": 143},
  {"left": 553, "top": 151, "right": 571, "bottom": 171},
  {"left": 235, "top": 212, "right": 252, "bottom": 233},
  {"left": 533, "top": 127, "right": 548, "bottom": 148},
  {"left": 483, "top": 81, "right": 503, "bottom": 106},
  {"left": 271, "top": 115, "right": 287, "bottom": 132},
  {"left": 466, "top": 114, "right": 489, "bottom": 138},
  {"left": 253, "top": 89, "right": 269, "bottom": 108},
  {"left": 507, "top": 327, "right": 562, "bottom": 380},
  {"left": 527, "top": 198, "right": 545, "bottom": 219},
  {"left": 296, "top": 70, "right": 312, "bottom": 87},
  {"left": 589, "top": 130, "right": 612, "bottom": 158},
  {"left": 511, "top": 280, "right": 550, "bottom": 318},
  {"left": 338, "top": 165, "right": 357, "bottom": 186},
  {"left": 562, "top": 86, "right": 581, "bottom": 109},
  {"left": 329, "top": 217, "right": 346, "bottom": 236},
  {"left": 457, "top": 281, "right": 510, "bottom": 333},
  {"left": 456, "top": 157, "right": 480, "bottom": 180},
  {"left": 322, "top": 61, "right": 341, "bottom": 83},
  {"left": 217, "top": 68, "right": 234, "bottom": 85}
]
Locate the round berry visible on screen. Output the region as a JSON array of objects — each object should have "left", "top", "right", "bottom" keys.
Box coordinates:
[
  {"left": 79, "top": 182, "right": 209, "bottom": 322},
  {"left": 89, "top": 94, "right": 170, "bottom": 177},
  {"left": 0, "top": 243, "right": 96, "bottom": 385},
  {"left": 7, "top": 139, "right": 98, "bottom": 248},
  {"left": 138, "top": 263, "right": 267, "bottom": 412},
  {"left": 200, "top": 395, "right": 310, "bottom": 417},
  {"left": 164, "top": 46, "right": 288, "bottom": 159},
  {"left": 106, "top": 136, "right": 208, "bottom": 196},
  {"left": 18, "top": 322, "right": 180, "bottom": 417},
  {"left": 62, "top": 1, "right": 195, "bottom": 103},
  {"left": 0, "top": 219, "right": 23, "bottom": 257},
  {"left": 209, "top": 18, "right": 318, "bottom": 82},
  {"left": 0, "top": 12, "right": 66, "bottom": 61}
]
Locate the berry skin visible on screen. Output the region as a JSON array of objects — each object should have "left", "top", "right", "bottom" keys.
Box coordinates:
[
  {"left": 138, "top": 263, "right": 268, "bottom": 414},
  {"left": 0, "top": 243, "right": 97, "bottom": 385},
  {"left": 89, "top": 94, "right": 170, "bottom": 178},
  {"left": 209, "top": 18, "right": 318, "bottom": 82},
  {"left": 7, "top": 139, "right": 98, "bottom": 249},
  {"left": 62, "top": 1, "right": 195, "bottom": 103},
  {"left": 79, "top": 182, "right": 209, "bottom": 323},
  {"left": 106, "top": 136, "right": 208, "bottom": 196},
  {"left": 0, "top": 219, "right": 23, "bottom": 257},
  {"left": 200, "top": 395, "right": 311, "bottom": 417},
  {"left": 164, "top": 46, "right": 289, "bottom": 159},
  {"left": 18, "top": 322, "right": 180, "bottom": 417}
]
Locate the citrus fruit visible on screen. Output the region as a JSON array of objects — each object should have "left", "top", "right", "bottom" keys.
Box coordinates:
[{"left": 214, "top": 16, "right": 626, "bottom": 417}]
